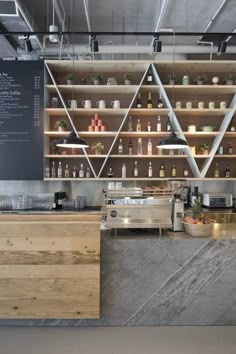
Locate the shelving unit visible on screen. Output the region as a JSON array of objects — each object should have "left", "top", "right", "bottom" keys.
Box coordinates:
[{"left": 44, "top": 60, "right": 236, "bottom": 181}]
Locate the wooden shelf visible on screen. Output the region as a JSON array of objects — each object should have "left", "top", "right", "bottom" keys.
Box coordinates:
[
  {"left": 164, "top": 85, "right": 236, "bottom": 94},
  {"left": 174, "top": 108, "right": 231, "bottom": 116},
  {"left": 44, "top": 131, "right": 117, "bottom": 137},
  {"left": 45, "top": 108, "right": 128, "bottom": 115},
  {"left": 213, "top": 155, "right": 236, "bottom": 158},
  {"left": 44, "top": 177, "right": 236, "bottom": 181},
  {"left": 109, "top": 154, "right": 188, "bottom": 158},
  {"left": 46, "top": 84, "right": 139, "bottom": 94},
  {"left": 129, "top": 108, "right": 170, "bottom": 115},
  {"left": 45, "top": 154, "right": 106, "bottom": 158}
]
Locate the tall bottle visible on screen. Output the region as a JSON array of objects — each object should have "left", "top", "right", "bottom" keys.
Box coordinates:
[
  {"left": 51, "top": 161, "right": 56, "bottom": 178},
  {"left": 183, "top": 165, "right": 189, "bottom": 177},
  {"left": 86, "top": 167, "right": 91, "bottom": 178},
  {"left": 136, "top": 119, "right": 142, "bottom": 132},
  {"left": 157, "top": 92, "right": 164, "bottom": 108},
  {"left": 147, "top": 92, "right": 153, "bottom": 109},
  {"left": 79, "top": 163, "right": 84, "bottom": 178},
  {"left": 118, "top": 138, "right": 123, "bottom": 154},
  {"left": 136, "top": 92, "right": 142, "bottom": 108},
  {"left": 64, "top": 164, "right": 70, "bottom": 178},
  {"left": 147, "top": 121, "right": 152, "bottom": 132},
  {"left": 166, "top": 118, "right": 172, "bottom": 132},
  {"left": 148, "top": 162, "right": 153, "bottom": 177},
  {"left": 171, "top": 164, "right": 177, "bottom": 177},
  {"left": 128, "top": 140, "right": 133, "bottom": 155},
  {"left": 133, "top": 161, "right": 139, "bottom": 177},
  {"left": 227, "top": 142, "right": 233, "bottom": 154},
  {"left": 128, "top": 116, "right": 133, "bottom": 131},
  {"left": 157, "top": 115, "right": 162, "bottom": 132},
  {"left": 225, "top": 165, "right": 231, "bottom": 178},
  {"left": 191, "top": 186, "right": 199, "bottom": 206},
  {"left": 147, "top": 138, "right": 152, "bottom": 155},
  {"left": 57, "top": 161, "right": 62, "bottom": 178},
  {"left": 122, "top": 163, "right": 126, "bottom": 178},
  {"left": 159, "top": 162, "right": 165, "bottom": 178},
  {"left": 72, "top": 166, "right": 77, "bottom": 178},
  {"left": 137, "top": 138, "right": 142, "bottom": 155},
  {"left": 45, "top": 165, "right": 50, "bottom": 178},
  {"left": 146, "top": 69, "right": 153, "bottom": 85},
  {"left": 214, "top": 163, "right": 220, "bottom": 178}
]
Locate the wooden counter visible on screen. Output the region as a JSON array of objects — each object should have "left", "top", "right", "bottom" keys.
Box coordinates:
[{"left": 0, "top": 213, "right": 102, "bottom": 319}]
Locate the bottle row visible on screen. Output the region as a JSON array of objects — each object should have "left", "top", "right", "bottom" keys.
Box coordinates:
[
  {"left": 45, "top": 162, "right": 91, "bottom": 178},
  {"left": 127, "top": 115, "right": 170, "bottom": 132}
]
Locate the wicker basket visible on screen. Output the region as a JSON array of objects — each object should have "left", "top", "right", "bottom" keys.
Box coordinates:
[{"left": 182, "top": 221, "right": 214, "bottom": 237}]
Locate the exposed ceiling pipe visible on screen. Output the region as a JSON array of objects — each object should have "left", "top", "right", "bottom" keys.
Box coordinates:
[
  {"left": 151, "top": 0, "right": 169, "bottom": 46},
  {"left": 83, "top": 0, "right": 92, "bottom": 32},
  {"left": 198, "top": 0, "right": 228, "bottom": 41},
  {"left": 14, "top": 0, "right": 44, "bottom": 52}
]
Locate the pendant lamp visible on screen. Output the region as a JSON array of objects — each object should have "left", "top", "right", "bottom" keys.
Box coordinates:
[
  {"left": 56, "top": 131, "right": 89, "bottom": 149},
  {"left": 157, "top": 131, "right": 188, "bottom": 149}
]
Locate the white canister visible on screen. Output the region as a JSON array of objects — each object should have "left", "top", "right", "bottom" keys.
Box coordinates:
[
  {"left": 182, "top": 75, "right": 189, "bottom": 85},
  {"left": 220, "top": 101, "right": 227, "bottom": 109},
  {"left": 198, "top": 102, "right": 204, "bottom": 109},
  {"left": 187, "top": 125, "right": 196, "bottom": 132},
  {"left": 186, "top": 102, "right": 192, "bottom": 109},
  {"left": 176, "top": 101, "right": 182, "bottom": 109},
  {"left": 209, "top": 102, "right": 215, "bottom": 109}
]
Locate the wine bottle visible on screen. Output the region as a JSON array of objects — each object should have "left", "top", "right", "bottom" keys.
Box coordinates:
[
  {"left": 128, "top": 116, "right": 133, "bottom": 131},
  {"left": 51, "top": 161, "right": 56, "bottom": 178},
  {"left": 183, "top": 165, "right": 189, "bottom": 177},
  {"left": 57, "top": 161, "right": 62, "bottom": 178},
  {"left": 147, "top": 121, "right": 151, "bottom": 132},
  {"left": 157, "top": 92, "right": 164, "bottom": 108},
  {"left": 133, "top": 161, "right": 139, "bottom": 177},
  {"left": 72, "top": 166, "right": 77, "bottom": 178},
  {"left": 107, "top": 167, "right": 114, "bottom": 177},
  {"left": 214, "top": 163, "right": 220, "bottom": 178},
  {"left": 45, "top": 165, "right": 50, "bottom": 178},
  {"left": 86, "top": 167, "right": 91, "bottom": 178},
  {"left": 64, "top": 164, "right": 70, "bottom": 178},
  {"left": 79, "top": 163, "right": 84, "bottom": 178},
  {"left": 147, "top": 138, "right": 152, "bottom": 155},
  {"left": 118, "top": 138, "right": 123, "bottom": 154},
  {"left": 225, "top": 165, "right": 231, "bottom": 178},
  {"left": 227, "top": 142, "right": 233, "bottom": 154},
  {"left": 159, "top": 162, "right": 165, "bottom": 178},
  {"left": 147, "top": 92, "right": 153, "bottom": 109},
  {"left": 122, "top": 163, "right": 126, "bottom": 178},
  {"left": 146, "top": 69, "right": 153, "bottom": 85},
  {"left": 171, "top": 164, "right": 177, "bottom": 177},
  {"left": 128, "top": 140, "right": 133, "bottom": 155},
  {"left": 136, "top": 119, "right": 142, "bottom": 132},
  {"left": 136, "top": 92, "right": 142, "bottom": 108},
  {"left": 148, "top": 162, "right": 153, "bottom": 177},
  {"left": 137, "top": 138, "right": 142, "bottom": 155},
  {"left": 166, "top": 118, "right": 172, "bottom": 132},
  {"left": 157, "top": 115, "right": 162, "bottom": 132}
]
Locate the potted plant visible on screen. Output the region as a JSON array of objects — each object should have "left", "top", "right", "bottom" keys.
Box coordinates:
[
  {"left": 223, "top": 74, "right": 234, "bottom": 85},
  {"left": 55, "top": 119, "right": 67, "bottom": 132},
  {"left": 123, "top": 73, "right": 133, "bottom": 85},
  {"left": 91, "top": 142, "right": 104, "bottom": 155},
  {"left": 166, "top": 74, "right": 177, "bottom": 85},
  {"left": 92, "top": 73, "right": 102, "bottom": 85},
  {"left": 65, "top": 73, "right": 73, "bottom": 85},
  {"left": 199, "top": 143, "right": 210, "bottom": 155},
  {"left": 194, "top": 75, "right": 207, "bottom": 85}
]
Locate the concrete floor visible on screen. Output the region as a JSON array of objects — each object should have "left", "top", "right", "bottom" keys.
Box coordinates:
[{"left": 0, "top": 327, "right": 236, "bottom": 354}]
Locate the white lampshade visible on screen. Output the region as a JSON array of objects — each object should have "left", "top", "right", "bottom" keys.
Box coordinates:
[{"left": 49, "top": 24, "right": 59, "bottom": 43}]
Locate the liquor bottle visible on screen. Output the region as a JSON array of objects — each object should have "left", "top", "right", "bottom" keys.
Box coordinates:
[
  {"left": 227, "top": 142, "right": 233, "bottom": 154},
  {"left": 128, "top": 140, "right": 133, "bottom": 155},
  {"left": 122, "top": 163, "right": 126, "bottom": 178},
  {"left": 147, "top": 121, "right": 152, "bottom": 132},
  {"left": 191, "top": 186, "right": 199, "bottom": 206},
  {"left": 133, "top": 161, "right": 139, "bottom": 177},
  {"left": 128, "top": 116, "right": 133, "bottom": 131},
  {"left": 159, "top": 162, "right": 165, "bottom": 178},
  {"left": 64, "top": 164, "right": 70, "bottom": 178},
  {"left": 183, "top": 165, "right": 189, "bottom": 177},
  {"left": 147, "top": 138, "right": 152, "bottom": 155},
  {"left": 136, "top": 119, "right": 142, "bottom": 132},
  {"left": 157, "top": 115, "right": 162, "bottom": 132},
  {"left": 107, "top": 167, "right": 114, "bottom": 177},
  {"left": 86, "top": 167, "right": 91, "bottom": 178},
  {"left": 72, "top": 166, "right": 77, "bottom": 178},
  {"left": 118, "top": 138, "right": 123, "bottom": 154},
  {"left": 166, "top": 118, "right": 172, "bottom": 132},
  {"left": 57, "top": 162, "right": 62, "bottom": 178},
  {"left": 52, "top": 194, "right": 57, "bottom": 210},
  {"left": 146, "top": 69, "right": 153, "bottom": 85},
  {"left": 214, "top": 163, "right": 220, "bottom": 178},
  {"left": 147, "top": 92, "right": 153, "bottom": 109},
  {"left": 79, "top": 163, "right": 84, "bottom": 178},
  {"left": 45, "top": 165, "right": 50, "bottom": 178},
  {"left": 157, "top": 92, "right": 164, "bottom": 108},
  {"left": 136, "top": 92, "right": 142, "bottom": 108},
  {"left": 225, "top": 165, "right": 231, "bottom": 178},
  {"left": 217, "top": 145, "right": 223, "bottom": 155},
  {"left": 148, "top": 162, "right": 153, "bottom": 177},
  {"left": 137, "top": 138, "right": 142, "bottom": 155},
  {"left": 51, "top": 161, "right": 56, "bottom": 178},
  {"left": 171, "top": 164, "right": 177, "bottom": 177}
]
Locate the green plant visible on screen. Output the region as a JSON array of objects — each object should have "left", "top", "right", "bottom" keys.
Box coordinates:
[
  {"left": 223, "top": 74, "right": 235, "bottom": 83},
  {"left": 166, "top": 74, "right": 177, "bottom": 83},
  {"left": 91, "top": 142, "right": 104, "bottom": 153},
  {"left": 65, "top": 73, "right": 73, "bottom": 81},
  {"left": 199, "top": 143, "right": 210, "bottom": 153},
  {"left": 123, "top": 73, "right": 132, "bottom": 81},
  {"left": 192, "top": 199, "right": 202, "bottom": 219},
  {"left": 92, "top": 73, "right": 102, "bottom": 82},
  {"left": 194, "top": 75, "right": 207, "bottom": 83},
  {"left": 55, "top": 120, "right": 67, "bottom": 128}
]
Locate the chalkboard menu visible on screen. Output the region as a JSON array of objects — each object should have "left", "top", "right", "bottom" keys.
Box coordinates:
[{"left": 0, "top": 61, "right": 44, "bottom": 180}]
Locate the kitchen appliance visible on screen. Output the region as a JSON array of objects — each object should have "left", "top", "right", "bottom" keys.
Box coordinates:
[
  {"left": 172, "top": 199, "right": 184, "bottom": 231},
  {"left": 54, "top": 191, "right": 68, "bottom": 209},
  {"left": 202, "top": 193, "right": 233, "bottom": 208}
]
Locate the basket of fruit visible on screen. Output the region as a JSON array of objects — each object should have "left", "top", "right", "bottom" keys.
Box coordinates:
[{"left": 182, "top": 200, "right": 214, "bottom": 237}]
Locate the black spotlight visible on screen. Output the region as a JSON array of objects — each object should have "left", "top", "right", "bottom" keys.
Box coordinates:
[
  {"left": 90, "top": 34, "right": 99, "bottom": 52},
  {"left": 217, "top": 40, "right": 227, "bottom": 55},
  {"left": 153, "top": 36, "right": 162, "bottom": 53},
  {"left": 24, "top": 35, "right": 33, "bottom": 52}
]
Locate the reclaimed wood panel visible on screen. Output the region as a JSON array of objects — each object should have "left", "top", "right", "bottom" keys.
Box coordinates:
[{"left": 0, "top": 213, "right": 101, "bottom": 319}]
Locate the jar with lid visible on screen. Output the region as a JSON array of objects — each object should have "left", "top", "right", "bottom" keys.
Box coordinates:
[{"left": 182, "top": 75, "right": 189, "bottom": 85}]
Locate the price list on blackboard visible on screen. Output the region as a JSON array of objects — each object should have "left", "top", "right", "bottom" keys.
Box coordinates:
[{"left": 0, "top": 61, "right": 44, "bottom": 180}]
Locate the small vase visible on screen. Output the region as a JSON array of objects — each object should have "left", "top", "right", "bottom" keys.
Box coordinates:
[
  {"left": 226, "top": 79, "right": 233, "bottom": 85},
  {"left": 203, "top": 150, "right": 209, "bottom": 155},
  {"left": 66, "top": 80, "right": 73, "bottom": 85},
  {"left": 124, "top": 79, "right": 131, "bottom": 85},
  {"left": 95, "top": 150, "right": 102, "bottom": 155},
  {"left": 93, "top": 79, "right": 101, "bottom": 85},
  {"left": 169, "top": 79, "right": 175, "bottom": 85},
  {"left": 197, "top": 80, "right": 204, "bottom": 85},
  {"left": 58, "top": 126, "right": 65, "bottom": 132}
]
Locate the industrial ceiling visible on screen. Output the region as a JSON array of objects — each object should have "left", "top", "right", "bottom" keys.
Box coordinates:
[{"left": 0, "top": 0, "right": 236, "bottom": 60}]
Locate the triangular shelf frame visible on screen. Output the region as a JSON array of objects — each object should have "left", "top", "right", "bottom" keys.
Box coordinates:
[
  {"left": 45, "top": 62, "right": 97, "bottom": 177},
  {"left": 200, "top": 93, "right": 236, "bottom": 177},
  {"left": 152, "top": 63, "right": 201, "bottom": 178},
  {"left": 97, "top": 64, "right": 151, "bottom": 178}
]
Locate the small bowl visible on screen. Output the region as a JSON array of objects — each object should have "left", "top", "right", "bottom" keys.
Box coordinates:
[{"left": 200, "top": 126, "right": 215, "bottom": 132}]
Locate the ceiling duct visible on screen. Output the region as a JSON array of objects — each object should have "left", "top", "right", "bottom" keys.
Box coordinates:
[{"left": 0, "top": 0, "right": 18, "bottom": 16}]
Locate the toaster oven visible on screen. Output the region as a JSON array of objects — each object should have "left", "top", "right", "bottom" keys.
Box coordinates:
[{"left": 202, "top": 193, "right": 233, "bottom": 208}]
